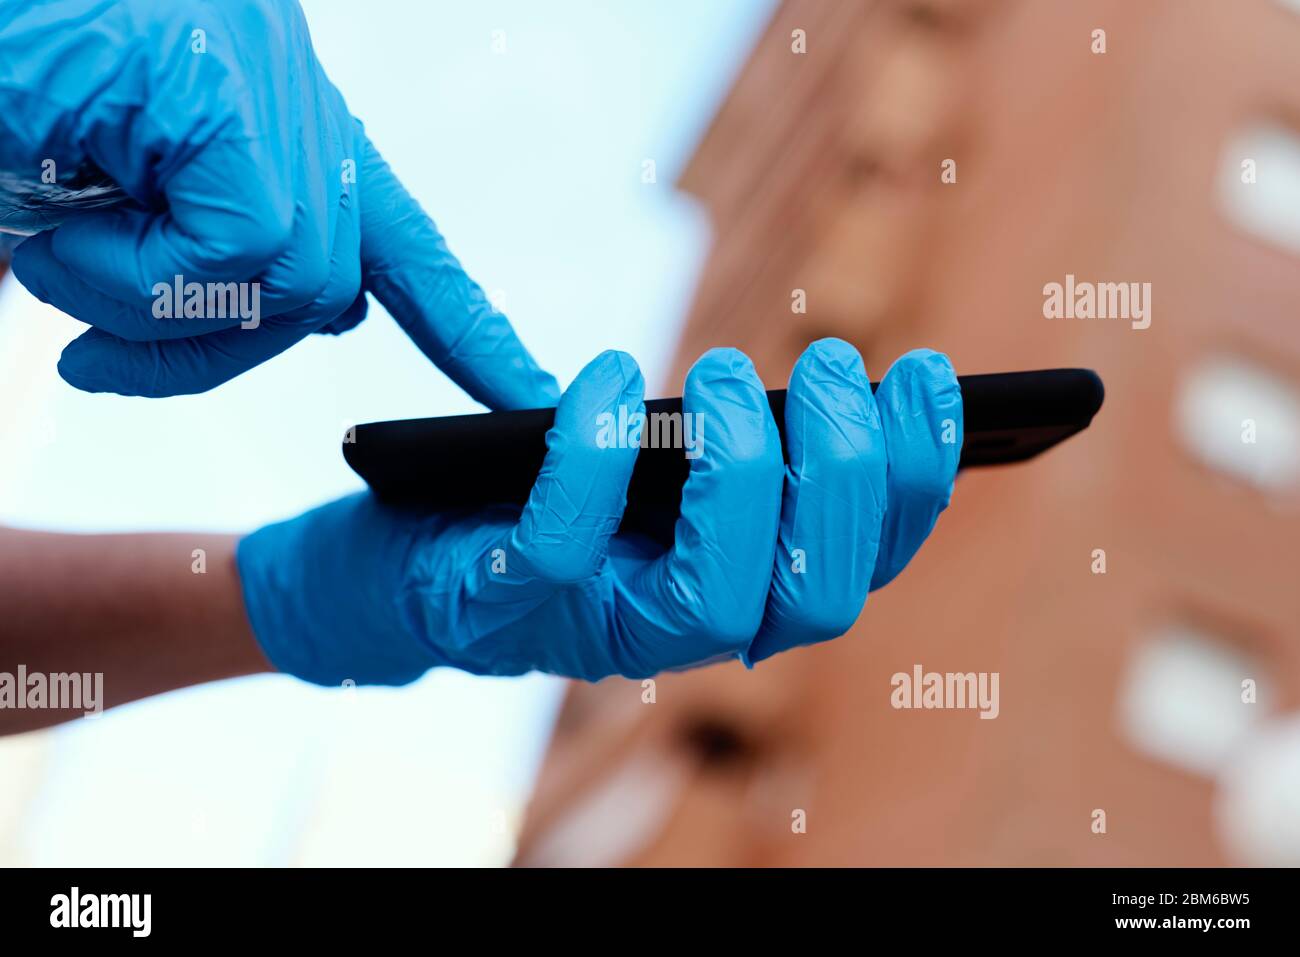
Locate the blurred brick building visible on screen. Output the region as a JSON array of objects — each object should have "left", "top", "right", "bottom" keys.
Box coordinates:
[{"left": 515, "top": 0, "right": 1300, "bottom": 866}]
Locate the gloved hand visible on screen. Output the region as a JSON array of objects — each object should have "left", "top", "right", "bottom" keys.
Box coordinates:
[
  {"left": 236, "top": 340, "right": 962, "bottom": 684},
  {"left": 0, "top": 0, "right": 556, "bottom": 406}
]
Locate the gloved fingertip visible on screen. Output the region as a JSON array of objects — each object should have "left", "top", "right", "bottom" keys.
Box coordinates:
[
  {"left": 689, "top": 344, "right": 756, "bottom": 375},
  {"left": 536, "top": 369, "right": 562, "bottom": 406},
  {"left": 548, "top": 351, "right": 647, "bottom": 474},
  {"left": 315, "top": 289, "right": 369, "bottom": 336},
  {"left": 794, "top": 337, "right": 871, "bottom": 393},
  {"left": 882, "top": 348, "right": 961, "bottom": 417},
  {"left": 57, "top": 346, "right": 108, "bottom": 394},
  {"left": 9, "top": 230, "right": 56, "bottom": 300},
  {"left": 59, "top": 332, "right": 156, "bottom": 397},
  {"left": 484, "top": 351, "right": 561, "bottom": 411},
  {"left": 570, "top": 349, "right": 645, "bottom": 406},
  {"left": 684, "top": 347, "right": 767, "bottom": 410},
  {"left": 803, "top": 336, "right": 867, "bottom": 374},
  {"left": 895, "top": 347, "right": 959, "bottom": 388}
]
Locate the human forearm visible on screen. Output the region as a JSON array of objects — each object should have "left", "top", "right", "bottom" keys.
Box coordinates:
[{"left": 0, "top": 527, "right": 270, "bottom": 734}]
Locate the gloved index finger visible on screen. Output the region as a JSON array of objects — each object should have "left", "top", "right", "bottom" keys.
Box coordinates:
[{"left": 356, "top": 134, "right": 560, "bottom": 411}]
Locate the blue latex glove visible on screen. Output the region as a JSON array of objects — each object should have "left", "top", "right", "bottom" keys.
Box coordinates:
[
  {"left": 0, "top": 0, "right": 556, "bottom": 406},
  {"left": 237, "top": 341, "right": 962, "bottom": 684}
]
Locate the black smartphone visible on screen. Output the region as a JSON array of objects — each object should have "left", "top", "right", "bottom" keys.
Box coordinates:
[{"left": 344, "top": 368, "right": 1103, "bottom": 540}]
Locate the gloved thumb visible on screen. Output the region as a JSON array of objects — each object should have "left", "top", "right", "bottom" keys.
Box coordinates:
[{"left": 508, "top": 350, "right": 645, "bottom": 583}]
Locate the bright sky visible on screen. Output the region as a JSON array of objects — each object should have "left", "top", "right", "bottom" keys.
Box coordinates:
[{"left": 0, "top": 0, "right": 776, "bottom": 865}]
